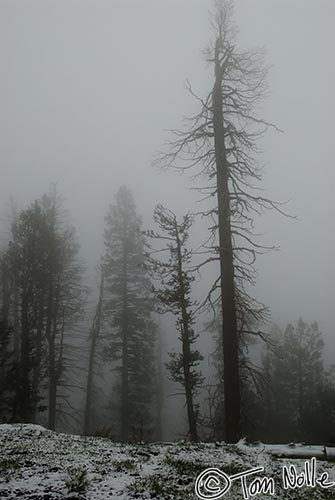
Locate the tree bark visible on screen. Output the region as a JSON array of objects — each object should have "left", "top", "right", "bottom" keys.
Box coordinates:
[
  {"left": 155, "top": 326, "right": 163, "bottom": 442},
  {"left": 84, "top": 274, "right": 104, "bottom": 435},
  {"left": 47, "top": 335, "right": 57, "bottom": 431},
  {"left": 45, "top": 276, "right": 57, "bottom": 431},
  {"left": 212, "top": 39, "right": 240, "bottom": 443},
  {"left": 13, "top": 272, "right": 20, "bottom": 364},
  {"left": 48, "top": 278, "right": 61, "bottom": 431},
  {"left": 31, "top": 291, "right": 45, "bottom": 422},
  {"left": 17, "top": 289, "right": 31, "bottom": 422},
  {"left": 121, "top": 250, "right": 129, "bottom": 443}
]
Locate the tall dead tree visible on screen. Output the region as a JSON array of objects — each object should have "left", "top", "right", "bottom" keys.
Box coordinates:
[
  {"left": 83, "top": 272, "right": 104, "bottom": 435},
  {"left": 157, "top": 0, "right": 286, "bottom": 442}
]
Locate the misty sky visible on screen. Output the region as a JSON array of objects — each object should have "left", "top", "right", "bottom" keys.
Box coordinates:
[{"left": 1, "top": 0, "right": 334, "bottom": 359}]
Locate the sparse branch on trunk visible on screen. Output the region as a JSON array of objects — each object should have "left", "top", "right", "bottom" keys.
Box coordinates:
[{"left": 83, "top": 272, "right": 104, "bottom": 435}]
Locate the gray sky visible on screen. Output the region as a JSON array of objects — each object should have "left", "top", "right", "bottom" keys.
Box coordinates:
[{"left": 1, "top": 0, "right": 334, "bottom": 358}]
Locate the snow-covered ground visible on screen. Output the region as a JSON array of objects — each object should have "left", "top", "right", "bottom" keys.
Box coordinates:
[{"left": 1, "top": 424, "right": 335, "bottom": 499}]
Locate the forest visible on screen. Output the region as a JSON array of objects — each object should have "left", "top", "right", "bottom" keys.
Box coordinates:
[{"left": 1, "top": 0, "right": 334, "bottom": 452}]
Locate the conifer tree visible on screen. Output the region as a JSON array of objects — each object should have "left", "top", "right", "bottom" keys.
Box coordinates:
[
  {"left": 0, "top": 189, "right": 85, "bottom": 429},
  {"left": 146, "top": 205, "right": 203, "bottom": 442},
  {"left": 103, "top": 186, "right": 157, "bottom": 442},
  {"left": 0, "top": 319, "right": 17, "bottom": 421},
  {"left": 0, "top": 252, "right": 17, "bottom": 421},
  {"left": 259, "top": 319, "right": 335, "bottom": 443}
]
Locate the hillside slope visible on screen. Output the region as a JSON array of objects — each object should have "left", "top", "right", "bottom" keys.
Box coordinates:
[{"left": 1, "top": 424, "right": 335, "bottom": 499}]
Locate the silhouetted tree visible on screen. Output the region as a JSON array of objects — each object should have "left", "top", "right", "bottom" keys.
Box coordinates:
[
  {"left": 83, "top": 273, "right": 104, "bottom": 436},
  {"left": 0, "top": 251, "right": 17, "bottom": 422},
  {"left": 146, "top": 205, "right": 203, "bottom": 442},
  {"left": 103, "top": 186, "right": 157, "bottom": 442},
  {"left": 156, "top": 0, "right": 286, "bottom": 442},
  {"left": 0, "top": 319, "right": 17, "bottom": 421},
  {"left": 7, "top": 200, "right": 50, "bottom": 422},
  {"left": 1, "top": 189, "right": 85, "bottom": 429},
  {"left": 259, "top": 319, "right": 335, "bottom": 443}
]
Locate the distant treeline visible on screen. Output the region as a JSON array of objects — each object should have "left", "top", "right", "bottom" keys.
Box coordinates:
[{"left": 0, "top": 185, "right": 334, "bottom": 445}]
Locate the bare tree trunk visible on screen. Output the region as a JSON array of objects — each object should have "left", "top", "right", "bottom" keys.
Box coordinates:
[
  {"left": 121, "top": 254, "right": 129, "bottom": 443},
  {"left": 155, "top": 326, "right": 163, "bottom": 441},
  {"left": 48, "top": 335, "right": 57, "bottom": 431},
  {"left": 11, "top": 205, "right": 20, "bottom": 365},
  {"left": 45, "top": 278, "right": 56, "bottom": 431},
  {"left": 57, "top": 308, "right": 65, "bottom": 384},
  {"left": 212, "top": 39, "right": 240, "bottom": 443},
  {"left": 18, "top": 290, "right": 31, "bottom": 422},
  {"left": 298, "top": 351, "right": 303, "bottom": 439},
  {"left": 48, "top": 279, "right": 61, "bottom": 431},
  {"left": 31, "top": 291, "right": 45, "bottom": 422},
  {"left": 13, "top": 274, "right": 20, "bottom": 364},
  {"left": 84, "top": 274, "right": 104, "bottom": 435},
  {"left": 0, "top": 263, "right": 11, "bottom": 324}
]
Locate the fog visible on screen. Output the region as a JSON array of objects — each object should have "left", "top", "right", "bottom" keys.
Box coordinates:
[{"left": 1, "top": 0, "right": 334, "bottom": 438}]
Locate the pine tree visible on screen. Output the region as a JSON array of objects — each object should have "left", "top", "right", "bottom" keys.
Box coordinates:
[
  {"left": 259, "top": 319, "right": 335, "bottom": 443},
  {"left": 102, "top": 185, "right": 157, "bottom": 442},
  {"left": 146, "top": 205, "right": 203, "bottom": 442},
  {"left": 1, "top": 189, "right": 85, "bottom": 429},
  {"left": 283, "top": 319, "right": 324, "bottom": 441},
  {"left": 0, "top": 251, "right": 16, "bottom": 421},
  {"left": 7, "top": 200, "right": 49, "bottom": 422},
  {"left": 40, "top": 191, "right": 85, "bottom": 431}
]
